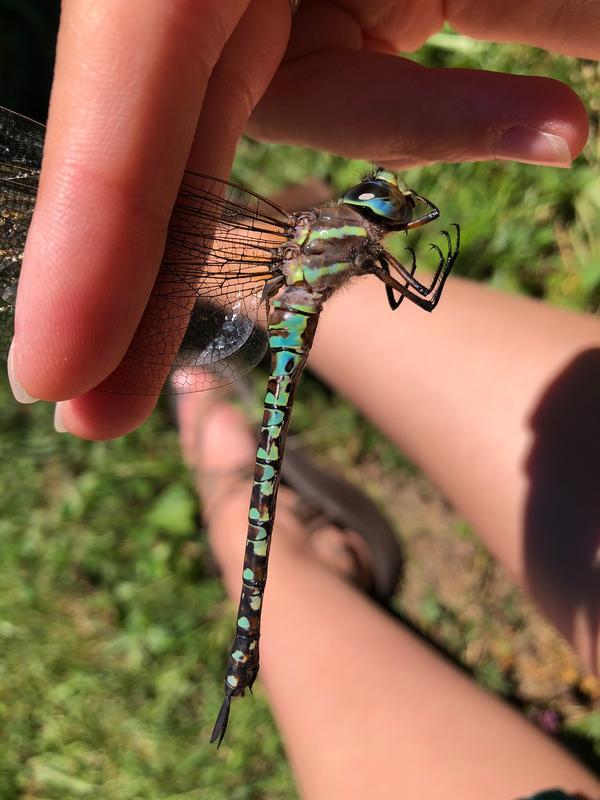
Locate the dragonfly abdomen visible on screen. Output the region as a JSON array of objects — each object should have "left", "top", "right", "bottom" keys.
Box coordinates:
[{"left": 211, "top": 287, "right": 322, "bottom": 746}]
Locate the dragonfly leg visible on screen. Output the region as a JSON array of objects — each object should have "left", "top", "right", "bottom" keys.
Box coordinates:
[
  {"left": 377, "top": 224, "right": 460, "bottom": 312},
  {"left": 262, "top": 274, "right": 285, "bottom": 302},
  {"left": 385, "top": 224, "right": 459, "bottom": 297},
  {"left": 382, "top": 247, "right": 418, "bottom": 310}
]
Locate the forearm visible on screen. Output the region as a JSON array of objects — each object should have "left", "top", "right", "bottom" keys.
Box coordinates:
[{"left": 310, "top": 275, "right": 600, "bottom": 670}]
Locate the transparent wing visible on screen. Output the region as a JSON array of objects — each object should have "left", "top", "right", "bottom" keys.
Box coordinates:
[
  {"left": 0, "top": 107, "right": 42, "bottom": 359},
  {"left": 0, "top": 107, "right": 294, "bottom": 394},
  {"left": 0, "top": 105, "right": 44, "bottom": 172},
  {"left": 101, "top": 172, "right": 292, "bottom": 395}
]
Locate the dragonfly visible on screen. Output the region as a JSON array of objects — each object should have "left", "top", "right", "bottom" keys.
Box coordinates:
[{"left": 0, "top": 105, "right": 459, "bottom": 746}]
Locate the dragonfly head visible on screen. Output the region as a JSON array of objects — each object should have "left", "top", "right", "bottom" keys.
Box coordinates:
[{"left": 340, "top": 168, "right": 439, "bottom": 231}]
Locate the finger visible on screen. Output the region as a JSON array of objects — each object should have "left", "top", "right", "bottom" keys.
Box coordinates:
[
  {"left": 13, "top": 0, "right": 251, "bottom": 405},
  {"left": 249, "top": 50, "right": 588, "bottom": 167},
  {"left": 287, "top": 0, "right": 442, "bottom": 55},
  {"left": 447, "top": 0, "right": 600, "bottom": 61},
  {"left": 306, "top": 0, "right": 600, "bottom": 58},
  {"left": 57, "top": 0, "right": 290, "bottom": 440}
]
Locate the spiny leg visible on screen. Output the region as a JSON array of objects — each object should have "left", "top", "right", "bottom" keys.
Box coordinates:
[
  {"left": 384, "top": 247, "right": 417, "bottom": 310},
  {"left": 405, "top": 224, "right": 458, "bottom": 309},
  {"left": 378, "top": 224, "right": 460, "bottom": 312},
  {"left": 388, "top": 243, "right": 443, "bottom": 298},
  {"left": 426, "top": 224, "right": 460, "bottom": 309},
  {"left": 262, "top": 273, "right": 285, "bottom": 302},
  {"left": 387, "top": 224, "right": 458, "bottom": 298}
]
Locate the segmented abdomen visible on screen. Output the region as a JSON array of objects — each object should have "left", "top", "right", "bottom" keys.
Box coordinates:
[{"left": 220, "top": 288, "right": 321, "bottom": 702}]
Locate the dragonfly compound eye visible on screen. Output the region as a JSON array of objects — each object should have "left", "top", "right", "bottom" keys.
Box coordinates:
[{"left": 341, "top": 170, "right": 440, "bottom": 231}]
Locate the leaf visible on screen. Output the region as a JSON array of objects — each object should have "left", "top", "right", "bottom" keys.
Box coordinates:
[
  {"left": 566, "top": 711, "right": 600, "bottom": 739},
  {"left": 144, "top": 485, "right": 196, "bottom": 536}
]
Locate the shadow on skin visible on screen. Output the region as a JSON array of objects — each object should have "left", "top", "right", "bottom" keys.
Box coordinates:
[{"left": 525, "top": 349, "right": 600, "bottom": 676}]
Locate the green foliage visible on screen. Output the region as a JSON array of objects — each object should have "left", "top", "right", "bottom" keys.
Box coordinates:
[
  {"left": 565, "top": 713, "right": 600, "bottom": 760},
  {"left": 0, "top": 380, "right": 295, "bottom": 798}
]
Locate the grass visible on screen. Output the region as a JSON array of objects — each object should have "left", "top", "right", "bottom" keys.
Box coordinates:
[
  {"left": 0, "top": 387, "right": 294, "bottom": 798},
  {"left": 1, "top": 23, "right": 600, "bottom": 799}
]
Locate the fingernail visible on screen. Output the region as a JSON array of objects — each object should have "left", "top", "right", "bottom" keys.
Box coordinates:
[
  {"left": 493, "top": 127, "right": 572, "bottom": 168},
  {"left": 54, "top": 402, "right": 67, "bottom": 433},
  {"left": 7, "top": 341, "right": 38, "bottom": 404}
]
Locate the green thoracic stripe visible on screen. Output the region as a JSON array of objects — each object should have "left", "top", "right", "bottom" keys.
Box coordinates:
[
  {"left": 303, "top": 261, "right": 352, "bottom": 284},
  {"left": 270, "top": 299, "right": 318, "bottom": 313},
  {"left": 307, "top": 224, "right": 367, "bottom": 243}
]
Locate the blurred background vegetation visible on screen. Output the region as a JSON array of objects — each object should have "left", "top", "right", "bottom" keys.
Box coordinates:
[{"left": 0, "top": 2, "right": 599, "bottom": 798}]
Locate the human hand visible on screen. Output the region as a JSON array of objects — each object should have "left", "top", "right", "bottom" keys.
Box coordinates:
[
  {"left": 10, "top": 0, "right": 595, "bottom": 440},
  {"left": 10, "top": 0, "right": 290, "bottom": 439},
  {"left": 250, "top": 0, "right": 594, "bottom": 168}
]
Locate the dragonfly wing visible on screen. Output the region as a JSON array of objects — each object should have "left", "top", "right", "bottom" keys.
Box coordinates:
[
  {"left": 168, "top": 293, "right": 269, "bottom": 394},
  {"left": 0, "top": 108, "right": 42, "bottom": 359},
  {"left": 0, "top": 106, "right": 44, "bottom": 171},
  {"left": 0, "top": 106, "right": 293, "bottom": 393},
  {"left": 100, "top": 171, "right": 292, "bottom": 395}
]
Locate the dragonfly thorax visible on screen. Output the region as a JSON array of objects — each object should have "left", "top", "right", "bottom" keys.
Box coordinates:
[{"left": 282, "top": 204, "right": 377, "bottom": 295}]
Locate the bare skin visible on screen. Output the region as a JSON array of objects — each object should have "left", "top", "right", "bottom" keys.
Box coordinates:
[
  {"left": 176, "top": 272, "right": 600, "bottom": 798},
  {"left": 8, "top": 0, "right": 595, "bottom": 438},
  {"left": 310, "top": 276, "right": 600, "bottom": 676}
]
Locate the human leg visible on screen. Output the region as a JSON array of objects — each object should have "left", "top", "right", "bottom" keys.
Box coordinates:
[
  {"left": 178, "top": 394, "right": 600, "bottom": 800},
  {"left": 308, "top": 276, "right": 600, "bottom": 672}
]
